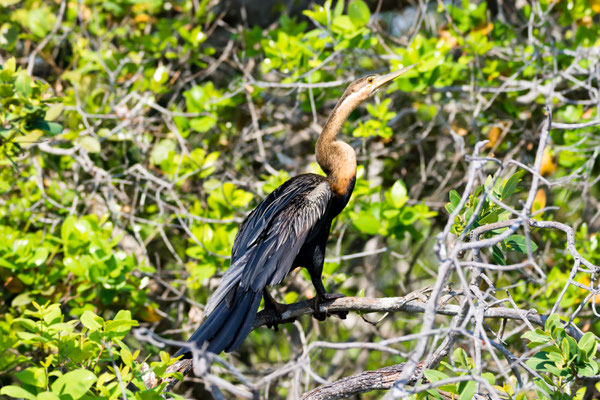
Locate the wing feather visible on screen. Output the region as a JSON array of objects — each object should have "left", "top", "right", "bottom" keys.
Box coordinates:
[
  {"left": 205, "top": 174, "right": 332, "bottom": 317},
  {"left": 231, "top": 174, "right": 329, "bottom": 262}
]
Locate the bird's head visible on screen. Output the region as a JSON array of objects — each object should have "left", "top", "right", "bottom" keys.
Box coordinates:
[{"left": 337, "top": 64, "right": 417, "bottom": 109}]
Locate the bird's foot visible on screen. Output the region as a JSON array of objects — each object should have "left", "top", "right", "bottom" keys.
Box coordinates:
[
  {"left": 264, "top": 295, "right": 295, "bottom": 331},
  {"left": 312, "top": 293, "right": 347, "bottom": 321}
]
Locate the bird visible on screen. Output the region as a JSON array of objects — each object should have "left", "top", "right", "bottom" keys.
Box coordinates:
[{"left": 175, "top": 64, "right": 416, "bottom": 357}]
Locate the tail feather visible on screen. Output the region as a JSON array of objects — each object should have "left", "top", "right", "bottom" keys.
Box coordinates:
[
  {"left": 175, "top": 288, "right": 262, "bottom": 357},
  {"left": 227, "top": 292, "right": 263, "bottom": 351}
]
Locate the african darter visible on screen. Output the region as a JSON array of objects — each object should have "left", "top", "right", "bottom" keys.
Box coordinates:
[{"left": 175, "top": 65, "right": 416, "bottom": 357}]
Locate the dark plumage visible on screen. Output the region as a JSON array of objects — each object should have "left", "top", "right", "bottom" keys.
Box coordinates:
[
  {"left": 176, "top": 174, "right": 352, "bottom": 355},
  {"left": 175, "top": 65, "right": 415, "bottom": 357}
]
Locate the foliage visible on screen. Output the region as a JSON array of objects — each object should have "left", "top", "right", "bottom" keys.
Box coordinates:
[
  {"left": 0, "top": 302, "right": 182, "bottom": 400},
  {"left": 421, "top": 348, "right": 494, "bottom": 400},
  {"left": 1, "top": 0, "right": 599, "bottom": 398},
  {"left": 446, "top": 171, "right": 540, "bottom": 265},
  {"left": 0, "top": 57, "right": 62, "bottom": 162},
  {"left": 0, "top": 215, "right": 153, "bottom": 314},
  {"left": 524, "top": 314, "right": 598, "bottom": 399},
  {"left": 351, "top": 177, "right": 436, "bottom": 239}
]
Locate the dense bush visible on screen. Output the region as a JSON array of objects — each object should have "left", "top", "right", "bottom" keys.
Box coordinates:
[{"left": 1, "top": 0, "right": 599, "bottom": 398}]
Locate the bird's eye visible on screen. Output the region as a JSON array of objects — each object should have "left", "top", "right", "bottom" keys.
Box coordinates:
[{"left": 367, "top": 77, "right": 374, "bottom": 84}]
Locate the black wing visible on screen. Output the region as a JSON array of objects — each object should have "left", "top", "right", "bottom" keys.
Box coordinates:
[
  {"left": 177, "top": 173, "right": 333, "bottom": 355},
  {"left": 204, "top": 173, "right": 332, "bottom": 315},
  {"left": 231, "top": 174, "right": 328, "bottom": 262}
]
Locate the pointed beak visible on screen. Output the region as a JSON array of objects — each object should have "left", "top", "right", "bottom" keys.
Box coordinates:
[{"left": 372, "top": 63, "right": 417, "bottom": 89}]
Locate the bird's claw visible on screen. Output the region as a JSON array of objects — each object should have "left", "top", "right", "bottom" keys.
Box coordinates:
[
  {"left": 312, "top": 293, "right": 347, "bottom": 321},
  {"left": 264, "top": 296, "right": 295, "bottom": 331},
  {"left": 266, "top": 317, "right": 296, "bottom": 331}
]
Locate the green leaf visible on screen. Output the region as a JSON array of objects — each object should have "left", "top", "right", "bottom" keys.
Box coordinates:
[
  {"left": 79, "top": 136, "right": 101, "bottom": 153},
  {"left": 333, "top": 0, "right": 344, "bottom": 18},
  {"left": 1, "top": 385, "right": 37, "bottom": 400},
  {"left": 42, "top": 304, "right": 61, "bottom": 324},
  {"left": 16, "top": 367, "right": 47, "bottom": 388},
  {"left": 458, "top": 380, "right": 477, "bottom": 400},
  {"left": 31, "top": 247, "right": 49, "bottom": 266},
  {"left": 424, "top": 369, "right": 449, "bottom": 382},
  {"left": 449, "top": 190, "right": 461, "bottom": 207},
  {"left": 186, "top": 262, "right": 216, "bottom": 280},
  {"left": 390, "top": 180, "right": 408, "bottom": 208},
  {"left": 159, "top": 350, "right": 170, "bottom": 363},
  {"left": 120, "top": 347, "right": 133, "bottom": 368},
  {"left": 477, "top": 211, "right": 498, "bottom": 226},
  {"left": 1, "top": 25, "right": 17, "bottom": 50},
  {"left": 424, "top": 390, "right": 445, "bottom": 399},
  {"left": 36, "top": 392, "right": 60, "bottom": 400},
  {"left": 150, "top": 139, "right": 176, "bottom": 165},
  {"left": 545, "top": 314, "right": 561, "bottom": 333},
  {"left": 578, "top": 361, "right": 599, "bottom": 377},
  {"left": 533, "top": 377, "right": 553, "bottom": 397},
  {"left": 546, "top": 349, "right": 564, "bottom": 364},
  {"left": 399, "top": 207, "right": 418, "bottom": 225},
  {"left": 27, "top": 120, "right": 63, "bottom": 136},
  {"left": 80, "top": 310, "right": 103, "bottom": 331},
  {"left": 113, "top": 308, "right": 135, "bottom": 322},
  {"left": 566, "top": 336, "right": 578, "bottom": 359},
  {"left": 15, "top": 69, "right": 33, "bottom": 97},
  {"left": 2, "top": 57, "right": 16, "bottom": 74},
  {"left": 332, "top": 15, "right": 354, "bottom": 32},
  {"left": 523, "top": 329, "right": 551, "bottom": 345},
  {"left": 482, "top": 372, "right": 495, "bottom": 385},
  {"left": 491, "top": 245, "right": 505, "bottom": 265},
  {"left": 284, "top": 290, "right": 298, "bottom": 303},
  {"left": 418, "top": 54, "right": 444, "bottom": 71},
  {"left": 13, "top": 317, "right": 38, "bottom": 331},
  {"left": 352, "top": 214, "right": 380, "bottom": 235},
  {"left": 27, "top": 8, "right": 55, "bottom": 37},
  {"left": 105, "top": 310, "right": 138, "bottom": 333},
  {"left": 561, "top": 337, "right": 571, "bottom": 359},
  {"left": 12, "top": 292, "right": 34, "bottom": 307},
  {"left": 501, "top": 170, "right": 524, "bottom": 199},
  {"left": 526, "top": 352, "right": 556, "bottom": 373},
  {"left": 579, "top": 332, "right": 597, "bottom": 357},
  {"left": 51, "top": 370, "right": 97, "bottom": 399},
  {"left": 348, "top": 0, "right": 370, "bottom": 27},
  {"left": 505, "top": 234, "right": 538, "bottom": 253},
  {"left": 453, "top": 347, "right": 469, "bottom": 369},
  {"left": 45, "top": 103, "right": 64, "bottom": 121},
  {"left": 0, "top": 83, "right": 13, "bottom": 97},
  {"left": 382, "top": 209, "right": 399, "bottom": 220},
  {"left": 190, "top": 115, "right": 217, "bottom": 133}
]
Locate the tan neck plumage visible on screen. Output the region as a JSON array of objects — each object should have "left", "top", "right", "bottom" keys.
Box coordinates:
[{"left": 316, "top": 94, "right": 358, "bottom": 196}]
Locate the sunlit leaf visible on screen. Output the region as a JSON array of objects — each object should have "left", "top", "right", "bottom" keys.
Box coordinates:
[
  {"left": 348, "top": 0, "right": 370, "bottom": 27},
  {"left": 51, "top": 370, "right": 96, "bottom": 399}
]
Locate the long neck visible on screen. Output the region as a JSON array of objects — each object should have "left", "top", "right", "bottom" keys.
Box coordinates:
[{"left": 316, "top": 98, "right": 358, "bottom": 196}]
